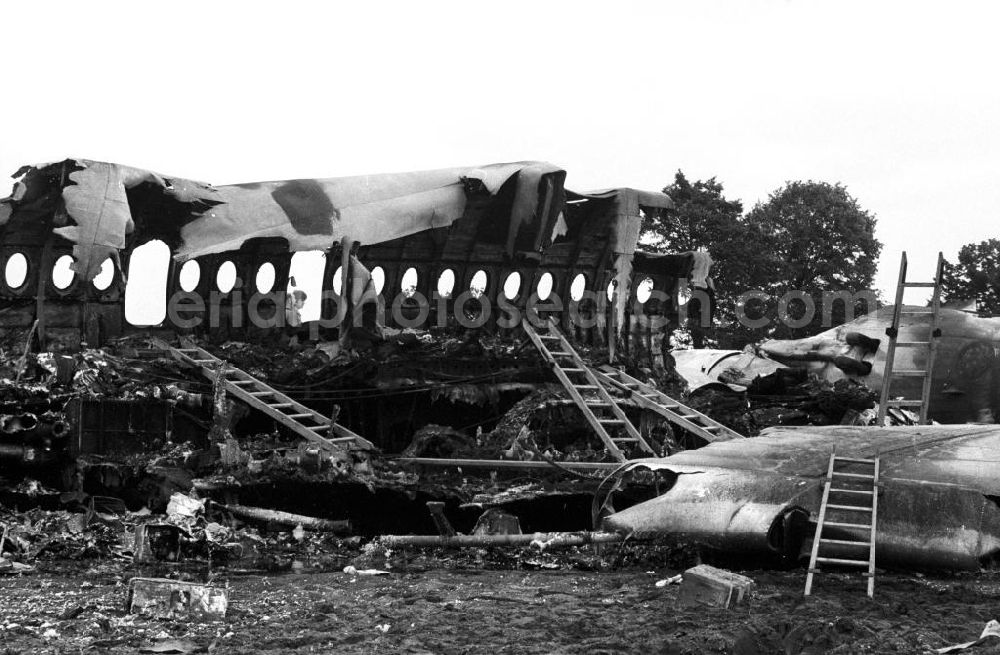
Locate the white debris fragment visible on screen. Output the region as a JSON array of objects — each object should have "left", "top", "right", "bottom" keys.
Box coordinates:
[
  {"left": 166, "top": 492, "right": 204, "bottom": 522},
  {"left": 343, "top": 565, "right": 390, "bottom": 576}
]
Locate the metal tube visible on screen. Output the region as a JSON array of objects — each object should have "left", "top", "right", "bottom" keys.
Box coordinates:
[
  {"left": 1, "top": 413, "right": 38, "bottom": 434},
  {"left": 378, "top": 531, "right": 624, "bottom": 548},
  {"left": 393, "top": 457, "right": 619, "bottom": 471},
  {"left": 215, "top": 502, "right": 351, "bottom": 535}
]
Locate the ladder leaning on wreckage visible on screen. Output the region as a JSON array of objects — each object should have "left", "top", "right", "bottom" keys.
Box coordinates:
[
  {"left": 876, "top": 251, "right": 944, "bottom": 425},
  {"left": 805, "top": 450, "right": 881, "bottom": 598},
  {"left": 151, "top": 337, "right": 375, "bottom": 456},
  {"left": 800, "top": 252, "right": 939, "bottom": 598},
  {"left": 522, "top": 317, "right": 743, "bottom": 463}
]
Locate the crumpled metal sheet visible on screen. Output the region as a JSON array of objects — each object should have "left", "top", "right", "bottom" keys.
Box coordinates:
[
  {"left": 603, "top": 465, "right": 807, "bottom": 556},
  {"left": 758, "top": 305, "right": 1000, "bottom": 423},
  {"left": 57, "top": 162, "right": 164, "bottom": 279},
  {"left": 567, "top": 187, "right": 673, "bottom": 213},
  {"left": 672, "top": 348, "right": 787, "bottom": 392},
  {"left": 3, "top": 159, "right": 566, "bottom": 281},
  {"left": 561, "top": 188, "right": 673, "bottom": 342},
  {"left": 2, "top": 159, "right": 221, "bottom": 280},
  {"left": 128, "top": 577, "right": 227, "bottom": 620},
  {"left": 178, "top": 160, "right": 567, "bottom": 260},
  {"left": 176, "top": 162, "right": 565, "bottom": 260},
  {"left": 566, "top": 188, "right": 673, "bottom": 257},
  {"left": 601, "top": 424, "right": 1000, "bottom": 569}
]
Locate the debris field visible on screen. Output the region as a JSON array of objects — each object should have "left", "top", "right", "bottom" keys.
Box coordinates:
[{"left": 1, "top": 159, "right": 998, "bottom": 654}]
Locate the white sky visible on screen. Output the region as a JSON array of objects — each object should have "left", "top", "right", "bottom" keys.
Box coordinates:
[{"left": 2, "top": 0, "right": 999, "bottom": 304}]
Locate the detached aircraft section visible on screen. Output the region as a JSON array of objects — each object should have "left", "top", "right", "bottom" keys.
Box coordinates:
[
  {"left": 599, "top": 424, "right": 1000, "bottom": 572},
  {"left": 0, "top": 158, "right": 688, "bottom": 357},
  {"left": 0, "top": 157, "right": 723, "bottom": 472}
]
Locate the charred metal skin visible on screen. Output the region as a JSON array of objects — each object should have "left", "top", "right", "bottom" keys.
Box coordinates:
[
  {"left": 0, "top": 413, "right": 38, "bottom": 434},
  {"left": 598, "top": 424, "right": 1000, "bottom": 571},
  {"left": 598, "top": 464, "right": 811, "bottom": 562},
  {"left": 671, "top": 348, "right": 802, "bottom": 394},
  {"left": 759, "top": 306, "right": 1000, "bottom": 423},
  {"left": 0, "top": 416, "right": 70, "bottom": 465},
  {"left": 0, "top": 158, "right": 693, "bottom": 474},
  {"left": 676, "top": 306, "right": 1000, "bottom": 424},
  {"left": 0, "top": 158, "right": 683, "bottom": 358}
]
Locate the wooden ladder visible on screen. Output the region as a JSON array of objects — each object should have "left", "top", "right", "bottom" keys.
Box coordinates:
[
  {"left": 876, "top": 251, "right": 944, "bottom": 425},
  {"left": 805, "top": 451, "right": 880, "bottom": 598},
  {"left": 152, "top": 338, "right": 375, "bottom": 454},
  {"left": 522, "top": 318, "right": 656, "bottom": 462},
  {"left": 593, "top": 366, "right": 744, "bottom": 444}
]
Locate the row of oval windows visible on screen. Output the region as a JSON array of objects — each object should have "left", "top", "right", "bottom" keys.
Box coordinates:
[
  {"left": 4, "top": 252, "right": 660, "bottom": 304},
  {"left": 4, "top": 253, "right": 117, "bottom": 291},
  {"left": 372, "top": 268, "right": 654, "bottom": 303}
]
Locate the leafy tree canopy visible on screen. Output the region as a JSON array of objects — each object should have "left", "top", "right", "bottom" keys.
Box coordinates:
[
  {"left": 642, "top": 174, "right": 882, "bottom": 347},
  {"left": 642, "top": 171, "right": 743, "bottom": 253},
  {"left": 942, "top": 239, "right": 1000, "bottom": 315},
  {"left": 740, "top": 181, "right": 882, "bottom": 340}
]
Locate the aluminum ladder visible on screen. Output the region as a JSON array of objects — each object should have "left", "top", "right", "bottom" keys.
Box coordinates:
[
  {"left": 152, "top": 338, "right": 374, "bottom": 454},
  {"left": 522, "top": 318, "right": 656, "bottom": 462},
  {"left": 805, "top": 451, "right": 880, "bottom": 598},
  {"left": 876, "top": 251, "right": 944, "bottom": 425},
  {"left": 593, "top": 366, "right": 744, "bottom": 444}
]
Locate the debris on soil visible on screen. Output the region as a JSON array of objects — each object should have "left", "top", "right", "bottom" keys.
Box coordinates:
[
  {"left": 0, "top": 159, "right": 993, "bottom": 653},
  {"left": 127, "top": 577, "right": 228, "bottom": 620},
  {"left": 676, "top": 564, "right": 755, "bottom": 609}
]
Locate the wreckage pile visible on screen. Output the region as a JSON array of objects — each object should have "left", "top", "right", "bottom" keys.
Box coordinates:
[
  {"left": 0, "top": 322, "right": 870, "bottom": 589},
  {"left": 0, "top": 322, "right": 921, "bottom": 539},
  {"left": 2, "top": 322, "right": 1000, "bottom": 654},
  {"left": 5, "top": 156, "right": 1000, "bottom": 651}
]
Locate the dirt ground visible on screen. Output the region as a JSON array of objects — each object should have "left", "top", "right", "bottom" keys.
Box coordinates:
[{"left": 1, "top": 554, "right": 998, "bottom": 655}]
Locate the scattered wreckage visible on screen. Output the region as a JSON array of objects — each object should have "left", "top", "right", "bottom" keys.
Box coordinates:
[
  {"left": 0, "top": 157, "right": 718, "bottom": 582},
  {"left": 0, "top": 155, "right": 996, "bottom": 622},
  {"left": 682, "top": 305, "right": 1000, "bottom": 426},
  {"left": 0, "top": 157, "right": 694, "bottom": 466},
  {"left": 0, "top": 157, "right": 707, "bottom": 475},
  {"left": 760, "top": 304, "right": 1000, "bottom": 424}
]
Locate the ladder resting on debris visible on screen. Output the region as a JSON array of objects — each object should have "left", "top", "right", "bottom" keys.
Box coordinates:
[
  {"left": 805, "top": 451, "right": 880, "bottom": 598},
  {"left": 152, "top": 338, "right": 374, "bottom": 453},
  {"left": 522, "top": 318, "right": 656, "bottom": 461},
  {"left": 876, "top": 251, "right": 943, "bottom": 425},
  {"left": 522, "top": 318, "right": 743, "bottom": 461},
  {"left": 593, "top": 366, "right": 744, "bottom": 444}
]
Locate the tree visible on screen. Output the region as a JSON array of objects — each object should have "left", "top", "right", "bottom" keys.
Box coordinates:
[
  {"left": 640, "top": 171, "right": 751, "bottom": 348},
  {"left": 642, "top": 171, "right": 743, "bottom": 253},
  {"left": 738, "top": 181, "right": 882, "bottom": 341},
  {"left": 643, "top": 175, "right": 882, "bottom": 347},
  {"left": 941, "top": 239, "right": 1000, "bottom": 315}
]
